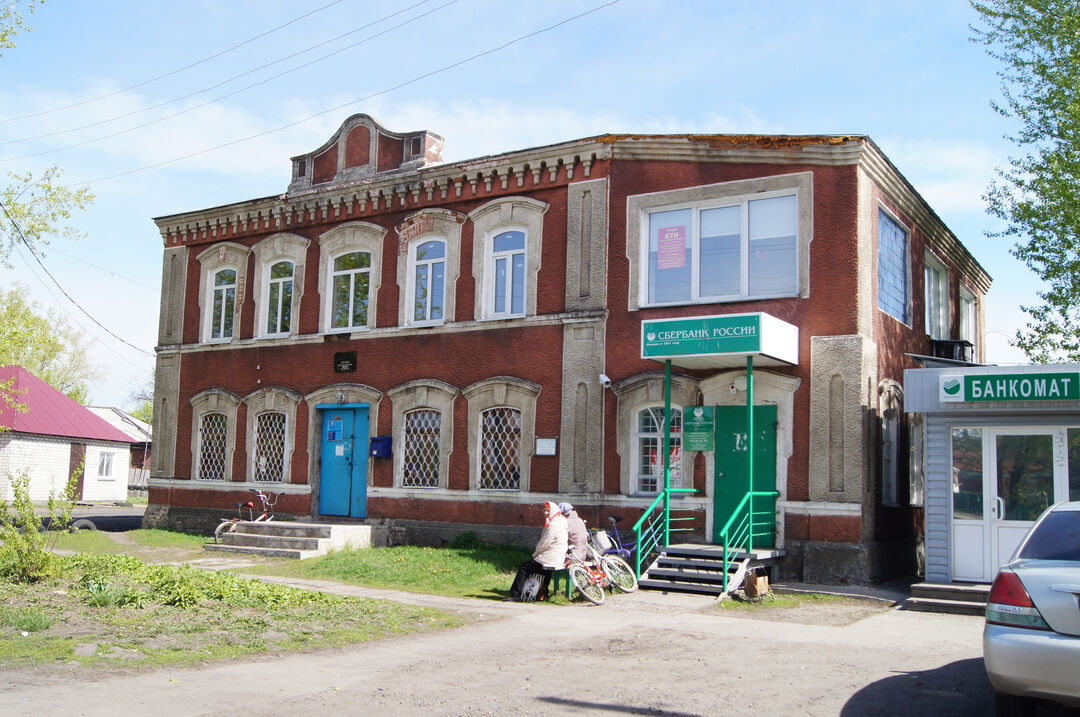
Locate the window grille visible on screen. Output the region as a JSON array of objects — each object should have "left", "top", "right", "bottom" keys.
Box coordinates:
[
  {"left": 254, "top": 411, "right": 286, "bottom": 482},
  {"left": 401, "top": 409, "right": 440, "bottom": 487},
  {"left": 479, "top": 407, "right": 521, "bottom": 490},
  {"left": 636, "top": 406, "right": 682, "bottom": 494},
  {"left": 197, "top": 412, "right": 227, "bottom": 481}
]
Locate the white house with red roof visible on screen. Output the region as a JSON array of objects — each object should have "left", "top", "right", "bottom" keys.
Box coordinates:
[{"left": 0, "top": 366, "right": 132, "bottom": 502}]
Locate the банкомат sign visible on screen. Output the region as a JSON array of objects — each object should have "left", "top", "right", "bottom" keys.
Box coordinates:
[{"left": 939, "top": 372, "right": 1080, "bottom": 402}]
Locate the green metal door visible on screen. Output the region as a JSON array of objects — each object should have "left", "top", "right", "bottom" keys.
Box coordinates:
[{"left": 713, "top": 404, "right": 777, "bottom": 547}]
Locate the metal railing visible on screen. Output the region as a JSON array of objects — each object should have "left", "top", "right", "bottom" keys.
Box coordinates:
[
  {"left": 631, "top": 487, "right": 698, "bottom": 578},
  {"left": 717, "top": 489, "right": 779, "bottom": 586}
]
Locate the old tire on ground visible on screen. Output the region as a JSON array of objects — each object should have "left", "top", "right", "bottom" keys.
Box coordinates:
[{"left": 69, "top": 518, "right": 96, "bottom": 532}]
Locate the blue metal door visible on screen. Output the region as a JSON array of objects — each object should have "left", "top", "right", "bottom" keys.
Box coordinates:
[{"left": 318, "top": 405, "right": 368, "bottom": 518}]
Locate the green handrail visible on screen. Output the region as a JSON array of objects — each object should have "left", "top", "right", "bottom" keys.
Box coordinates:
[
  {"left": 717, "top": 489, "right": 780, "bottom": 589},
  {"left": 631, "top": 487, "right": 697, "bottom": 578}
]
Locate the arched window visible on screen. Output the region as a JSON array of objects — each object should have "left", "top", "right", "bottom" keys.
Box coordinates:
[
  {"left": 635, "top": 406, "right": 683, "bottom": 494},
  {"left": 489, "top": 230, "right": 526, "bottom": 317},
  {"left": 210, "top": 268, "right": 236, "bottom": 340},
  {"left": 410, "top": 239, "right": 446, "bottom": 324},
  {"left": 330, "top": 251, "right": 371, "bottom": 330},
  {"left": 266, "top": 260, "right": 294, "bottom": 335},
  {"left": 401, "top": 409, "right": 441, "bottom": 487},
  {"left": 479, "top": 407, "right": 522, "bottom": 490},
  {"left": 196, "top": 413, "right": 227, "bottom": 481}
]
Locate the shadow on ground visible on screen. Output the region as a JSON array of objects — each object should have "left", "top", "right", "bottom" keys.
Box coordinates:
[{"left": 842, "top": 657, "right": 1079, "bottom": 716}]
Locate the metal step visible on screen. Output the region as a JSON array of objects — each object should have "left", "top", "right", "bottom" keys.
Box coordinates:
[
  {"left": 646, "top": 567, "right": 730, "bottom": 586},
  {"left": 639, "top": 578, "right": 727, "bottom": 596}
]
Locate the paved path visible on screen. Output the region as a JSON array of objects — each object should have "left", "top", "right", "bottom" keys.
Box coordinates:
[{"left": 0, "top": 554, "right": 1006, "bottom": 717}]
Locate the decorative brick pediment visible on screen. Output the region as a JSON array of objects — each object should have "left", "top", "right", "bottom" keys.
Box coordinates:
[{"left": 288, "top": 114, "right": 443, "bottom": 194}]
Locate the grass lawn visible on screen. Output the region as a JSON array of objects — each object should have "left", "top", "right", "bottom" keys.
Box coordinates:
[
  {"left": 244, "top": 543, "right": 538, "bottom": 602},
  {"left": 0, "top": 552, "right": 465, "bottom": 673}
]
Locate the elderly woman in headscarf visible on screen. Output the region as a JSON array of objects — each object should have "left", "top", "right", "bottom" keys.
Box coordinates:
[{"left": 509, "top": 501, "right": 568, "bottom": 601}]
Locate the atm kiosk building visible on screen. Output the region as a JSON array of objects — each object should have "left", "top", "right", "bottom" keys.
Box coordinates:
[{"left": 148, "top": 115, "right": 990, "bottom": 584}]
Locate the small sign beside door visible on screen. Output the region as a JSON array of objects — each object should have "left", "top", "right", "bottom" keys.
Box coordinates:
[{"left": 685, "top": 406, "right": 714, "bottom": 452}]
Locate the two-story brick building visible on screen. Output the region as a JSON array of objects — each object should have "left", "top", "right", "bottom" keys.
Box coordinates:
[{"left": 147, "top": 114, "right": 990, "bottom": 584}]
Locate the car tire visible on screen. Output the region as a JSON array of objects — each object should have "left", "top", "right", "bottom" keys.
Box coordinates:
[{"left": 993, "top": 690, "right": 1037, "bottom": 717}]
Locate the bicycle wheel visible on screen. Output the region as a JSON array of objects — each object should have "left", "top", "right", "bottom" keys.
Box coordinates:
[
  {"left": 601, "top": 555, "right": 638, "bottom": 593},
  {"left": 568, "top": 564, "right": 605, "bottom": 605},
  {"left": 214, "top": 520, "right": 237, "bottom": 545}
]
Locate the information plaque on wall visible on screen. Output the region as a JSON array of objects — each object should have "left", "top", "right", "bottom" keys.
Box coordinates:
[
  {"left": 684, "top": 406, "right": 714, "bottom": 452},
  {"left": 535, "top": 438, "right": 558, "bottom": 456},
  {"left": 333, "top": 351, "right": 357, "bottom": 373}
]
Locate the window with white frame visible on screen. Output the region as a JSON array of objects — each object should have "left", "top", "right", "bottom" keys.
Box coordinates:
[
  {"left": 643, "top": 192, "right": 796, "bottom": 305},
  {"left": 878, "top": 210, "right": 908, "bottom": 323},
  {"left": 410, "top": 239, "right": 446, "bottom": 324},
  {"left": 196, "top": 412, "right": 228, "bottom": 481},
  {"left": 489, "top": 230, "right": 526, "bottom": 317},
  {"left": 959, "top": 284, "right": 978, "bottom": 359},
  {"left": 209, "top": 268, "right": 237, "bottom": 340},
  {"left": 635, "top": 406, "right": 683, "bottom": 494},
  {"left": 468, "top": 197, "right": 548, "bottom": 321},
  {"left": 330, "top": 251, "right": 371, "bottom": 330},
  {"left": 479, "top": 407, "right": 522, "bottom": 490},
  {"left": 98, "top": 452, "right": 114, "bottom": 478},
  {"left": 925, "top": 252, "right": 949, "bottom": 339},
  {"left": 266, "top": 261, "right": 294, "bottom": 335},
  {"left": 401, "top": 409, "right": 441, "bottom": 487},
  {"left": 253, "top": 411, "right": 287, "bottom": 483}
]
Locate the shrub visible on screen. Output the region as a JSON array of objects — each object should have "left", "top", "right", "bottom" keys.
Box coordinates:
[
  {"left": 449, "top": 531, "right": 483, "bottom": 549},
  {"left": 0, "top": 467, "right": 79, "bottom": 582}
]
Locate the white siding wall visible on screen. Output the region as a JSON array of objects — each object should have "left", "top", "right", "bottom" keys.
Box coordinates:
[
  {"left": 0, "top": 433, "right": 74, "bottom": 502},
  {"left": 83, "top": 442, "right": 130, "bottom": 502}
]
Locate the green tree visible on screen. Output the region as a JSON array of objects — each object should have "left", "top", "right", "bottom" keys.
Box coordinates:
[
  {"left": 973, "top": 1, "right": 1080, "bottom": 361},
  {"left": 0, "top": 283, "right": 103, "bottom": 403},
  {"left": 0, "top": 1, "right": 93, "bottom": 268}
]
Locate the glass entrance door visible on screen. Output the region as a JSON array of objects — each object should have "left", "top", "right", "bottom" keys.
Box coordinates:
[{"left": 951, "top": 427, "right": 1071, "bottom": 582}]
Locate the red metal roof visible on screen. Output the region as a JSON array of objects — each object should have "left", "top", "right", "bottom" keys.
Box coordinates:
[{"left": 0, "top": 366, "right": 133, "bottom": 443}]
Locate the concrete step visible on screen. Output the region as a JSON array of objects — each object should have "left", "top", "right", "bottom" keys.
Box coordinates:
[
  {"left": 204, "top": 523, "right": 372, "bottom": 559},
  {"left": 203, "top": 543, "right": 322, "bottom": 560},
  {"left": 909, "top": 582, "right": 990, "bottom": 605},
  {"left": 903, "top": 597, "right": 987, "bottom": 616},
  {"left": 655, "top": 556, "right": 742, "bottom": 572},
  {"left": 237, "top": 522, "right": 334, "bottom": 539},
  {"left": 221, "top": 533, "right": 324, "bottom": 551}
]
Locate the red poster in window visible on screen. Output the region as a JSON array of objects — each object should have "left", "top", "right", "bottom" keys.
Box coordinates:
[{"left": 657, "top": 226, "right": 686, "bottom": 269}]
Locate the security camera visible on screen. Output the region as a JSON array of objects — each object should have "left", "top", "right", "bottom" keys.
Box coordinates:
[{"left": 599, "top": 374, "right": 612, "bottom": 388}]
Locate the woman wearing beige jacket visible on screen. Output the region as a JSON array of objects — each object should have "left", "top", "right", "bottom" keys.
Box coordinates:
[{"left": 509, "top": 501, "right": 568, "bottom": 601}]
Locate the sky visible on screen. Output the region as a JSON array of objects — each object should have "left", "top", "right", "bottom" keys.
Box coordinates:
[{"left": 0, "top": 0, "right": 1035, "bottom": 407}]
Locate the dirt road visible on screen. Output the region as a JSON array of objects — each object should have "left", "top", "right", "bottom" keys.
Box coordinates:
[{"left": 0, "top": 574, "right": 1000, "bottom": 717}]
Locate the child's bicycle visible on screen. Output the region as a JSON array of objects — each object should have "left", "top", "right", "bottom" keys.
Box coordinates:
[
  {"left": 565, "top": 539, "right": 639, "bottom": 605},
  {"left": 214, "top": 488, "right": 279, "bottom": 544}
]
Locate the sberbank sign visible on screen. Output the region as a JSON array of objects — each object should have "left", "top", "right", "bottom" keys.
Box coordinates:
[
  {"left": 939, "top": 372, "right": 1080, "bottom": 402},
  {"left": 642, "top": 314, "right": 761, "bottom": 358}
]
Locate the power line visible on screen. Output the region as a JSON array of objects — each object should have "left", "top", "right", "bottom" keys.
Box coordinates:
[
  {"left": 0, "top": 0, "right": 441, "bottom": 148},
  {"left": 0, "top": 0, "right": 457, "bottom": 163},
  {"left": 0, "top": 198, "right": 155, "bottom": 358},
  {"left": 0, "top": 0, "right": 348, "bottom": 124},
  {"left": 70, "top": 0, "right": 621, "bottom": 187},
  {"left": 43, "top": 245, "right": 158, "bottom": 291},
  {"left": 10, "top": 240, "right": 154, "bottom": 376}
]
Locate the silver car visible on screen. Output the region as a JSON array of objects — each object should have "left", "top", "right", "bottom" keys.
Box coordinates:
[{"left": 984, "top": 501, "right": 1080, "bottom": 716}]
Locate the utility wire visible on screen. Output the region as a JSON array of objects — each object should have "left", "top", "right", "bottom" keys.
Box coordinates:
[
  {"left": 0, "top": 0, "right": 440, "bottom": 147},
  {"left": 0, "top": 0, "right": 348, "bottom": 123},
  {"left": 43, "top": 245, "right": 158, "bottom": 291},
  {"left": 0, "top": 198, "right": 155, "bottom": 357},
  {"left": 1, "top": 0, "right": 456, "bottom": 162},
  {"left": 11, "top": 241, "right": 153, "bottom": 375},
  {"left": 70, "top": 0, "right": 620, "bottom": 187}
]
